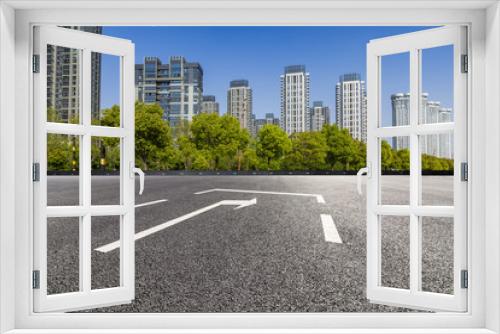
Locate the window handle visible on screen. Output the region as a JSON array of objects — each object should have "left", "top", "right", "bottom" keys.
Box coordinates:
[
  {"left": 130, "top": 162, "right": 145, "bottom": 195},
  {"left": 356, "top": 163, "right": 371, "bottom": 195}
]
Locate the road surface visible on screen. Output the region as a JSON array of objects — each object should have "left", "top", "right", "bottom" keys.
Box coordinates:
[{"left": 46, "top": 175, "right": 454, "bottom": 312}]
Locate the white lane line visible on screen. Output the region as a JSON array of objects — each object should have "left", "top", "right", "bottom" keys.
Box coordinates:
[
  {"left": 135, "top": 199, "right": 168, "bottom": 208},
  {"left": 321, "top": 214, "right": 342, "bottom": 244},
  {"left": 95, "top": 198, "right": 257, "bottom": 253},
  {"left": 194, "top": 188, "right": 325, "bottom": 204}
]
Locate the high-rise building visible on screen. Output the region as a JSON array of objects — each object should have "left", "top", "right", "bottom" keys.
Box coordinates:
[
  {"left": 309, "top": 101, "right": 330, "bottom": 131},
  {"left": 254, "top": 113, "right": 280, "bottom": 135},
  {"left": 250, "top": 113, "right": 257, "bottom": 137},
  {"left": 438, "top": 108, "right": 453, "bottom": 159},
  {"left": 265, "top": 113, "right": 280, "bottom": 126},
  {"left": 227, "top": 80, "right": 253, "bottom": 133},
  {"left": 201, "top": 95, "right": 219, "bottom": 114},
  {"left": 335, "top": 73, "right": 367, "bottom": 142},
  {"left": 47, "top": 26, "right": 102, "bottom": 122},
  {"left": 254, "top": 118, "right": 267, "bottom": 135},
  {"left": 135, "top": 56, "right": 203, "bottom": 127},
  {"left": 391, "top": 93, "right": 413, "bottom": 150},
  {"left": 280, "top": 65, "right": 310, "bottom": 135},
  {"left": 391, "top": 92, "right": 454, "bottom": 158}
]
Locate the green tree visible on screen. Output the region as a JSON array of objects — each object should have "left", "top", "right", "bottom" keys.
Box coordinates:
[
  {"left": 283, "top": 131, "right": 328, "bottom": 170},
  {"left": 47, "top": 134, "right": 79, "bottom": 171},
  {"left": 395, "top": 148, "right": 410, "bottom": 170},
  {"left": 322, "top": 124, "right": 365, "bottom": 171},
  {"left": 190, "top": 113, "right": 250, "bottom": 170},
  {"left": 46, "top": 108, "right": 78, "bottom": 171},
  {"left": 177, "top": 134, "right": 198, "bottom": 170},
  {"left": 134, "top": 102, "right": 174, "bottom": 170},
  {"left": 422, "top": 154, "right": 454, "bottom": 171},
  {"left": 380, "top": 140, "right": 394, "bottom": 171},
  {"left": 256, "top": 124, "right": 291, "bottom": 170}
]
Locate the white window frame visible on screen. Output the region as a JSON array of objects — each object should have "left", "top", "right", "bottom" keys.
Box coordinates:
[
  {"left": 366, "top": 26, "right": 468, "bottom": 312},
  {"left": 0, "top": 1, "right": 499, "bottom": 333},
  {"left": 32, "top": 26, "right": 136, "bottom": 312}
]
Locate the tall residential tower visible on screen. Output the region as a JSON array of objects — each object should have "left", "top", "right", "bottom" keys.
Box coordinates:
[
  {"left": 135, "top": 56, "right": 203, "bottom": 127},
  {"left": 335, "top": 73, "right": 367, "bottom": 142},
  {"left": 227, "top": 80, "right": 253, "bottom": 133},
  {"left": 309, "top": 101, "right": 330, "bottom": 131},
  {"left": 47, "top": 26, "right": 102, "bottom": 122},
  {"left": 201, "top": 95, "right": 219, "bottom": 114},
  {"left": 280, "top": 65, "right": 310, "bottom": 135},
  {"left": 391, "top": 92, "right": 453, "bottom": 158}
]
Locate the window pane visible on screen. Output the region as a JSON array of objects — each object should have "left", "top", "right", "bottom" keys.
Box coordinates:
[
  {"left": 420, "top": 45, "right": 454, "bottom": 124},
  {"left": 421, "top": 217, "right": 454, "bottom": 294},
  {"left": 47, "top": 217, "right": 80, "bottom": 294},
  {"left": 46, "top": 45, "right": 81, "bottom": 124},
  {"left": 380, "top": 215, "right": 410, "bottom": 289},
  {"left": 91, "top": 136, "right": 121, "bottom": 205},
  {"left": 92, "top": 53, "right": 121, "bottom": 127},
  {"left": 379, "top": 136, "right": 410, "bottom": 205},
  {"left": 47, "top": 134, "right": 80, "bottom": 206},
  {"left": 91, "top": 216, "right": 121, "bottom": 289},
  {"left": 420, "top": 133, "right": 454, "bottom": 206},
  {"left": 381, "top": 52, "right": 410, "bottom": 127}
]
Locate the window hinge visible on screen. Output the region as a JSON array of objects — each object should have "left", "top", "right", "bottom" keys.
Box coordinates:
[
  {"left": 32, "top": 270, "right": 40, "bottom": 289},
  {"left": 461, "top": 269, "right": 468, "bottom": 289},
  {"left": 32, "top": 162, "right": 40, "bottom": 182},
  {"left": 461, "top": 162, "right": 468, "bottom": 182},
  {"left": 461, "top": 54, "right": 468, "bottom": 73},
  {"left": 32, "top": 54, "right": 40, "bottom": 73}
]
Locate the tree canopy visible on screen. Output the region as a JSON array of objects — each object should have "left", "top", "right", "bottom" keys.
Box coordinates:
[{"left": 46, "top": 103, "right": 454, "bottom": 173}]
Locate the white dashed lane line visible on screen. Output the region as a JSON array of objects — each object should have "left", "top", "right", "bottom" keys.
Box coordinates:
[
  {"left": 135, "top": 199, "right": 168, "bottom": 208},
  {"left": 321, "top": 214, "right": 342, "bottom": 244}
]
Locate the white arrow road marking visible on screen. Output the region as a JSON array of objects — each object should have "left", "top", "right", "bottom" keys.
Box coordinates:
[
  {"left": 135, "top": 199, "right": 168, "bottom": 208},
  {"left": 95, "top": 198, "right": 257, "bottom": 253},
  {"left": 195, "top": 188, "right": 325, "bottom": 204},
  {"left": 321, "top": 214, "right": 342, "bottom": 244}
]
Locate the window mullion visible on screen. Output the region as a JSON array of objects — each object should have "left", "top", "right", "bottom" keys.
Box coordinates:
[
  {"left": 81, "top": 48, "right": 92, "bottom": 293},
  {"left": 409, "top": 48, "right": 421, "bottom": 293}
]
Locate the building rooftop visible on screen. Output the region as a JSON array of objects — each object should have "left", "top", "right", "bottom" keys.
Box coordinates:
[
  {"left": 230, "top": 79, "right": 249, "bottom": 88},
  {"left": 339, "top": 73, "right": 361, "bottom": 82},
  {"left": 203, "top": 95, "right": 216, "bottom": 102},
  {"left": 284, "top": 65, "right": 306, "bottom": 74}
]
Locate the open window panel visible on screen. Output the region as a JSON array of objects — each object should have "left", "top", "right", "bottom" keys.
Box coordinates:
[
  {"left": 366, "top": 26, "right": 468, "bottom": 312},
  {"left": 33, "top": 26, "right": 136, "bottom": 312}
]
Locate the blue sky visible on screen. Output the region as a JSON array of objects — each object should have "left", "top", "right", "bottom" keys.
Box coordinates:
[{"left": 99, "top": 26, "right": 453, "bottom": 123}]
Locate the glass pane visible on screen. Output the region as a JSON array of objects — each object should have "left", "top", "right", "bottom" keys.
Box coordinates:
[
  {"left": 379, "top": 136, "right": 410, "bottom": 205},
  {"left": 91, "top": 136, "right": 121, "bottom": 205},
  {"left": 91, "top": 216, "right": 121, "bottom": 289},
  {"left": 381, "top": 52, "right": 410, "bottom": 127},
  {"left": 92, "top": 53, "right": 121, "bottom": 127},
  {"left": 380, "top": 215, "right": 410, "bottom": 289},
  {"left": 420, "top": 133, "right": 454, "bottom": 206},
  {"left": 421, "top": 217, "right": 454, "bottom": 294},
  {"left": 47, "top": 217, "right": 80, "bottom": 294},
  {"left": 47, "top": 134, "right": 80, "bottom": 206},
  {"left": 420, "top": 45, "right": 454, "bottom": 124},
  {"left": 46, "top": 45, "right": 81, "bottom": 124}
]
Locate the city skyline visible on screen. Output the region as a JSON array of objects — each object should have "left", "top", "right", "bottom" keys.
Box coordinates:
[{"left": 100, "top": 26, "right": 452, "bottom": 121}]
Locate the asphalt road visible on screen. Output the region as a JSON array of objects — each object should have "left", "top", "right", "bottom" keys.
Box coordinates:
[{"left": 46, "top": 175, "right": 454, "bottom": 312}]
